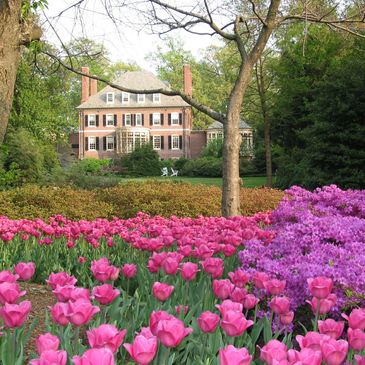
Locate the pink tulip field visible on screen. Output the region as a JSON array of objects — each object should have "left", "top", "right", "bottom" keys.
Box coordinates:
[{"left": 0, "top": 185, "right": 363, "bottom": 364}]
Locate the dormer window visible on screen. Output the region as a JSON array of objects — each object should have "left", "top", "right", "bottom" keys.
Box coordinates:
[
  {"left": 122, "top": 92, "right": 130, "bottom": 104},
  {"left": 137, "top": 94, "right": 145, "bottom": 103},
  {"left": 153, "top": 93, "right": 161, "bottom": 103},
  {"left": 106, "top": 92, "right": 115, "bottom": 104}
]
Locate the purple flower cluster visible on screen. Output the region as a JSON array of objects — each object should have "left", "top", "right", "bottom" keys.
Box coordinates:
[{"left": 239, "top": 185, "right": 365, "bottom": 310}]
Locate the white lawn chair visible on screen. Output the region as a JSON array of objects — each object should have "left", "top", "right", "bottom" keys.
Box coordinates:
[
  {"left": 170, "top": 168, "right": 179, "bottom": 177},
  {"left": 161, "top": 167, "right": 169, "bottom": 176}
]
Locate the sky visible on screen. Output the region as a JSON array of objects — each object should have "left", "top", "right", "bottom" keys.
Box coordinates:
[{"left": 43, "top": 0, "right": 220, "bottom": 72}]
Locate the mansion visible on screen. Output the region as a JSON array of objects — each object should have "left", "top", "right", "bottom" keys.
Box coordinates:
[{"left": 71, "top": 66, "right": 253, "bottom": 160}]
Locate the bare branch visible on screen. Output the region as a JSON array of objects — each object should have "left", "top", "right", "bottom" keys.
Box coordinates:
[{"left": 247, "top": 0, "right": 267, "bottom": 26}]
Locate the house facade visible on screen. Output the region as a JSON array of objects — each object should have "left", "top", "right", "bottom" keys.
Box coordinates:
[{"left": 73, "top": 66, "right": 253, "bottom": 160}]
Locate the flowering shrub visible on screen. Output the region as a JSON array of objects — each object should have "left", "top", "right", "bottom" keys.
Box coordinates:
[
  {"left": 0, "top": 182, "right": 283, "bottom": 220},
  {"left": 240, "top": 185, "right": 365, "bottom": 309}
]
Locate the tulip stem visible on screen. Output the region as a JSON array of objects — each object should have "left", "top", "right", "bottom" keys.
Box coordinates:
[
  {"left": 73, "top": 326, "right": 80, "bottom": 354},
  {"left": 160, "top": 346, "right": 171, "bottom": 365},
  {"left": 313, "top": 299, "right": 320, "bottom": 332}
]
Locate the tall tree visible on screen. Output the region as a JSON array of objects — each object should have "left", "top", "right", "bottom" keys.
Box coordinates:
[
  {"left": 0, "top": 0, "right": 43, "bottom": 143},
  {"left": 44, "top": 0, "right": 365, "bottom": 215}
]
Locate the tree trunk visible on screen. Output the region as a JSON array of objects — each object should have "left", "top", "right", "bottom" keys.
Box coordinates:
[
  {"left": 222, "top": 61, "right": 254, "bottom": 216},
  {"left": 0, "top": 0, "right": 23, "bottom": 143},
  {"left": 264, "top": 115, "right": 272, "bottom": 187}
]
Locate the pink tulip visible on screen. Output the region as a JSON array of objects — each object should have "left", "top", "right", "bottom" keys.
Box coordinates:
[
  {"left": 197, "top": 311, "right": 220, "bottom": 333},
  {"left": 155, "top": 316, "right": 193, "bottom": 347},
  {"left": 260, "top": 340, "right": 287, "bottom": 364},
  {"left": 67, "top": 299, "right": 100, "bottom": 326},
  {"left": 287, "top": 348, "right": 322, "bottom": 365},
  {"left": 0, "top": 270, "right": 19, "bottom": 283},
  {"left": 91, "top": 258, "right": 119, "bottom": 282},
  {"left": 50, "top": 302, "right": 70, "bottom": 326},
  {"left": 296, "top": 332, "right": 330, "bottom": 352},
  {"left": 230, "top": 287, "right": 248, "bottom": 303},
  {"left": 87, "top": 324, "right": 126, "bottom": 353},
  {"left": 269, "top": 296, "right": 291, "bottom": 315},
  {"left": 14, "top": 262, "right": 35, "bottom": 281},
  {"left": 161, "top": 257, "right": 179, "bottom": 275},
  {"left": 180, "top": 262, "right": 199, "bottom": 281},
  {"left": 348, "top": 328, "right": 365, "bottom": 351},
  {"left": 321, "top": 338, "right": 348, "bottom": 365},
  {"left": 307, "top": 276, "right": 333, "bottom": 299},
  {"left": 307, "top": 294, "right": 337, "bottom": 315},
  {"left": 92, "top": 284, "right": 120, "bottom": 305},
  {"left": 280, "top": 311, "right": 294, "bottom": 325},
  {"left": 70, "top": 287, "right": 91, "bottom": 302},
  {"left": 0, "top": 300, "right": 31, "bottom": 327},
  {"left": 242, "top": 294, "right": 259, "bottom": 310},
  {"left": 212, "top": 279, "right": 233, "bottom": 300},
  {"left": 124, "top": 328, "right": 158, "bottom": 365},
  {"left": 253, "top": 272, "right": 270, "bottom": 289},
  {"left": 149, "top": 310, "right": 174, "bottom": 335},
  {"left": 52, "top": 285, "right": 76, "bottom": 302},
  {"left": 355, "top": 355, "right": 365, "bottom": 365},
  {"left": 73, "top": 348, "right": 114, "bottom": 365},
  {"left": 30, "top": 350, "right": 67, "bottom": 365},
  {"left": 219, "top": 345, "right": 252, "bottom": 365},
  {"left": 201, "top": 257, "right": 224, "bottom": 278},
  {"left": 318, "top": 319, "right": 344, "bottom": 339},
  {"left": 175, "top": 305, "right": 189, "bottom": 316},
  {"left": 216, "top": 299, "right": 243, "bottom": 316},
  {"left": 36, "top": 333, "right": 60, "bottom": 355},
  {"left": 342, "top": 308, "right": 365, "bottom": 330},
  {"left": 152, "top": 282, "right": 174, "bottom": 302},
  {"left": 79, "top": 257, "right": 86, "bottom": 264},
  {"left": 264, "top": 279, "right": 286, "bottom": 296},
  {"left": 47, "top": 272, "right": 77, "bottom": 290},
  {"left": 228, "top": 270, "right": 250, "bottom": 288},
  {"left": 0, "top": 282, "right": 26, "bottom": 304},
  {"left": 221, "top": 310, "right": 253, "bottom": 337},
  {"left": 121, "top": 264, "right": 137, "bottom": 279}
]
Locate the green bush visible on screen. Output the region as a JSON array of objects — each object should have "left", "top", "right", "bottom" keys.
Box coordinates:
[
  {"left": 201, "top": 138, "right": 223, "bottom": 158},
  {"left": 181, "top": 157, "right": 223, "bottom": 177},
  {"left": 174, "top": 157, "right": 189, "bottom": 171},
  {"left": 78, "top": 158, "right": 111, "bottom": 175},
  {"left": 120, "top": 144, "right": 161, "bottom": 176}
]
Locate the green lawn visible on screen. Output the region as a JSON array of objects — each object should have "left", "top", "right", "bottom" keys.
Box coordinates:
[{"left": 121, "top": 176, "right": 268, "bottom": 188}]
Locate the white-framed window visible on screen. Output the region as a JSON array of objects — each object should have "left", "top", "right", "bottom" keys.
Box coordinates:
[
  {"left": 136, "top": 113, "right": 143, "bottom": 126},
  {"left": 172, "top": 135, "right": 180, "bottom": 150},
  {"left": 153, "top": 93, "right": 161, "bottom": 103},
  {"left": 106, "top": 114, "right": 114, "bottom": 126},
  {"left": 88, "top": 114, "right": 96, "bottom": 127},
  {"left": 171, "top": 112, "right": 179, "bottom": 125},
  {"left": 153, "top": 113, "right": 161, "bottom": 125},
  {"left": 153, "top": 136, "right": 161, "bottom": 150},
  {"left": 125, "top": 113, "right": 131, "bottom": 126},
  {"left": 106, "top": 136, "right": 114, "bottom": 150},
  {"left": 137, "top": 94, "right": 145, "bottom": 103},
  {"left": 122, "top": 92, "right": 130, "bottom": 104},
  {"left": 106, "top": 92, "right": 115, "bottom": 104},
  {"left": 89, "top": 136, "right": 96, "bottom": 150}
]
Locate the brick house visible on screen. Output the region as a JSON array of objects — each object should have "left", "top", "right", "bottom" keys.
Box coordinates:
[{"left": 73, "top": 65, "right": 253, "bottom": 160}]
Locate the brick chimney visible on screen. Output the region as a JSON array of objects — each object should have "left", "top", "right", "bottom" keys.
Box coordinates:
[
  {"left": 90, "top": 78, "right": 98, "bottom": 96},
  {"left": 81, "top": 67, "right": 90, "bottom": 103},
  {"left": 183, "top": 64, "right": 192, "bottom": 96}
]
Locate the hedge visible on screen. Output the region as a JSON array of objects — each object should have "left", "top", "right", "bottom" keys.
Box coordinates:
[{"left": 0, "top": 182, "right": 283, "bottom": 220}]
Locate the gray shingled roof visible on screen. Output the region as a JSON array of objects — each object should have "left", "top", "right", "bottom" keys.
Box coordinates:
[
  {"left": 77, "top": 70, "right": 189, "bottom": 109},
  {"left": 208, "top": 120, "right": 252, "bottom": 130}
]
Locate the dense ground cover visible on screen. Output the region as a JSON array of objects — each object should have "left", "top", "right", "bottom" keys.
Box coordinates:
[{"left": 0, "top": 182, "right": 283, "bottom": 220}]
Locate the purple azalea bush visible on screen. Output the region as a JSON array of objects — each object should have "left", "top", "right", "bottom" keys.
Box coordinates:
[{"left": 239, "top": 185, "right": 365, "bottom": 310}]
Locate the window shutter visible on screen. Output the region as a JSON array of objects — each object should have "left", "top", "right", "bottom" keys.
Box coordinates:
[
  {"left": 96, "top": 115, "right": 99, "bottom": 127},
  {"left": 132, "top": 114, "right": 136, "bottom": 126},
  {"left": 179, "top": 135, "right": 183, "bottom": 150},
  {"left": 103, "top": 136, "right": 107, "bottom": 150},
  {"left": 168, "top": 113, "right": 171, "bottom": 125},
  {"left": 160, "top": 113, "right": 164, "bottom": 125},
  {"left": 114, "top": 114, "right": 117, "bottom": 126},
  {"left": 103, "top": 115, "right": 106, "bottom": 127},
  {"left": 161, "top": 136, "right": 164, "bottom": 150},
  {"left": 114, "top": 136, "right": 116, "bottom": 149},
  {"left": 150, "top": 114, "right": 153, "bottom": 126},
  {"left": 179, "top": 113, "right": 183, "bottom": 125},
  {"left": 168, "top": 136, "right": 171, "bottom": 150},
  {"left": 122, "top": 114, "right": 125, "bottom": 126},
  {"left": 85, "top": 137, "right": 89, "bottom": 151},
  {"left": 96, "top": 137, "right": 100, "bottom": 150},
  {"left": 142, "top": 114, "right": 145, "bottom": 126},
  {"left": 85, "top": 115, "right": 88, "bottom": 127}
]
